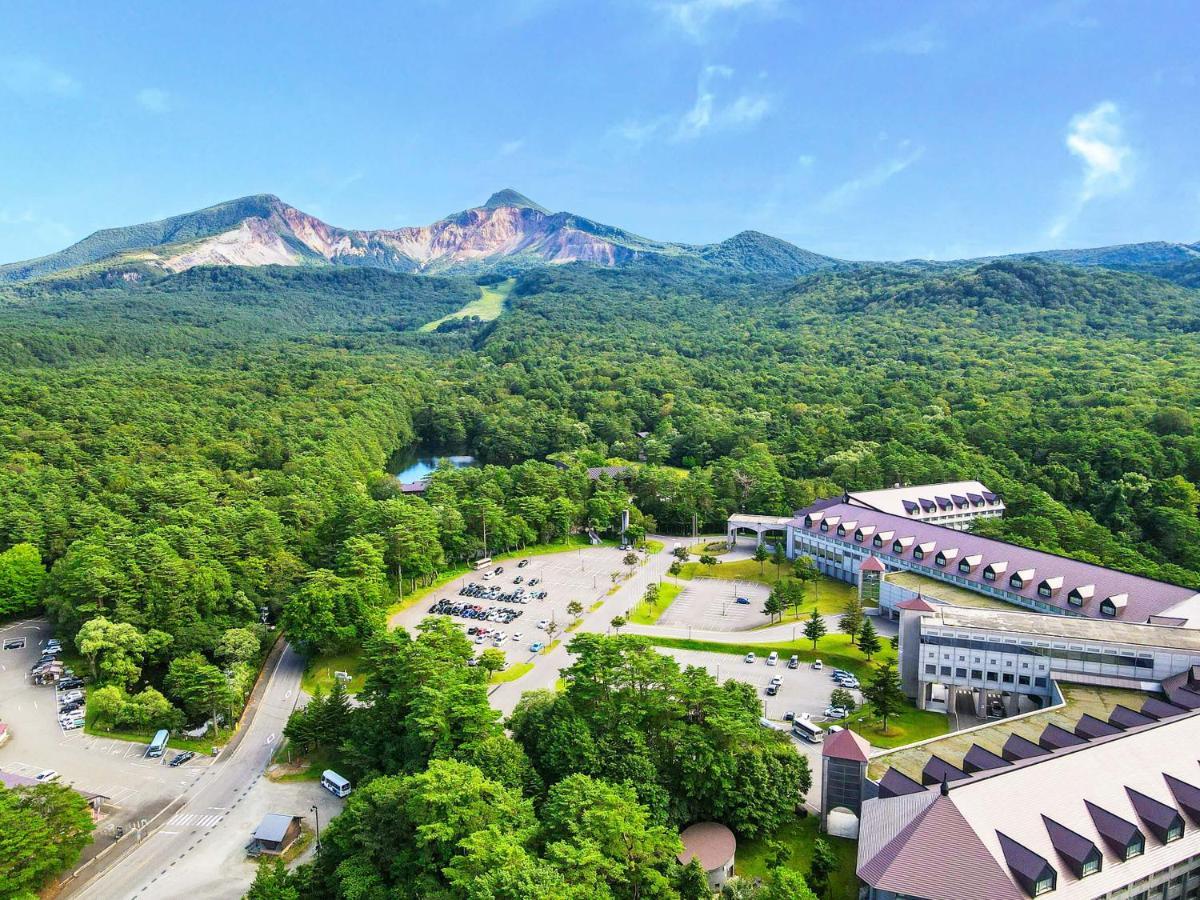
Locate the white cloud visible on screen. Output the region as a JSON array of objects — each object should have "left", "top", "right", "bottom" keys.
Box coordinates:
[
  {"left": 1048, "top": 100, "right": 1133, "bottom": 239},
  {"left": 659, "top": 0, "right": 788, "bottom": 39},
  {"left": 816, "top": 142, "right": 924, "bottom": 213},
  {"left": 0, "top": 207, "right": 74, "bottom": 246},
  {"left": 615, "top": 65, "right": 772, "bottom": 145},
  {"left": 136, "top": 87, "right": 171, "bottom": 114},
  {"left": 498, "top": 139, "right": 525, "bottom": 156},
  {"left": 0, "top": 56, "right": 79, "bottom": 97},
  {"left": 865, "top": 22, "right": 943, "bottom": 55}
]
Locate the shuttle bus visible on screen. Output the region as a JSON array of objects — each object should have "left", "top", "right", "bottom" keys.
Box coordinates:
[
  {"left": 472, "top": 557, "right": 493, "bottom": 571},
  {"left": 321, "top": 769, "right": 352, "bottom": 798},
  {"left": 791, "top": 717, "right": 825, "bottom": 744},
  {"left": 146, "top": 729, "right": 170, "bottom": 758}
]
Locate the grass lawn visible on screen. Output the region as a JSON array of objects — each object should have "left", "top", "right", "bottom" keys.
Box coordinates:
[
  {"left": 588, "top": 600, "right": 604, "bottom": 612},
  {"left": 83, "top": 719, "right": 221, "bottom": 755},
  {"left": 301, "top": 651, "right": 367, "bottom": 696},
  {"left": 628, "top": 582, "right": 683, "bottom": 626},
  {"left": 641, "top": 539, "right": 666, "bottom": 554},
  {"left": 677, "top": 559, "right": 860, "bottom": 616},
  {"left": 419, "top": 277, "right": 514, "bottom": 331},
  {"left": 832, "top": 703, "right": 951, "bottom": 749},
  {"left": 490, "top": 661, "right": 534, "bottom": 684},
  {"left": 641, "top": 631, "right": 894, "bottom": 681},
  {"left": 737, "top": 816, "right": 860, "bottom": 900},
  {"left": 268, "top": 743, "right": 334, "bottom": 783}
]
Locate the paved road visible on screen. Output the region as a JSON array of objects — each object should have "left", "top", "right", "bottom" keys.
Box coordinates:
[{"left": 68, "top": 642, "right": 307, "bottom": 900}]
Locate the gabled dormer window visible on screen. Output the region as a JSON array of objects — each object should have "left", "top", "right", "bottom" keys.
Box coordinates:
[
  {"left": 958, "top": 560, "right": 971, "bottom": 573},
  {"left": 854, "top": 529, "right": 865, "bottom": 543},
  {"left": 819, "top": 521, "right": 829, "bottom": 532},
  {"left": 836, "top": 524, "right": 846, "bottom": 536},
  {"left": 983, "top": 561, "right": 1007, "bottom": 582},
  {"left": 872, "top": 535, "right": 883, "bottom": 548}
]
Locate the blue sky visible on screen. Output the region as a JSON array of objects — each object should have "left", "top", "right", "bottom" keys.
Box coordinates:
[{"left": 2, "top": 1, "right": 1197, "bottom": 263}]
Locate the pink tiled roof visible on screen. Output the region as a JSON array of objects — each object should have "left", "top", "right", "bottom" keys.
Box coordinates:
[
  {"left": 794, "top": 501, "right": 1199, "bottom": 623},
  {"left": 859, "top": 554, "right": 886, "bottom": 573},
  {"left": 858, "top": 794, "right": 1024, "bottom": 900},
  {"left": 823, "top": 727, "right": 871, "bottom": 762},
  {"left": 896, "top": 596, "right": 938, "bottom": 613}
]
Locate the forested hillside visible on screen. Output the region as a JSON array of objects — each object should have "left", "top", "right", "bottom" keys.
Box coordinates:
[{"left": 5, "top": 258, "right": 1200, "bottom": 653}]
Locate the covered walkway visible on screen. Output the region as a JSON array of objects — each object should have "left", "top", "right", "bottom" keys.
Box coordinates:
[{"left": 726, "top": 514, "right": 792, "bottom": 548}]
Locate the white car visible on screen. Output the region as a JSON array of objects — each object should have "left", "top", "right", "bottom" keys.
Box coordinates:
[
  {"left": 57, "top": 690, "right": 83, "bottom": 703},
  {"left": 493, "top": 631, "right": 507, "bottom": 643},
  {"left": 744, "top": 652, "right": 756, "bottom": 663},
  {"left": 35, "top": 769, "right": 59, "bottom": 782},
  {"left": 511, "top": 633, "right": 523, "bottom": 642},
  {"left": 824, "top": 706, "right": 848, "bottom": 719},
  {"left": 537, "top": 619, "right": 549, "bottom": 630},
  {"left": 811, "top": 659, "right": 823, "bottom": 670}
]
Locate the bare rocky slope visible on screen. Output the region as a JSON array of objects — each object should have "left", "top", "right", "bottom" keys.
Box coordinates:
[{"left": 0, "top": 190, "right": 839, "bottom": 283}]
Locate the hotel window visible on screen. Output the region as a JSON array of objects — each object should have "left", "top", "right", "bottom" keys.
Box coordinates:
[
  {"left": 873, "top": 536, "right": 883, "bottom": 548},
  {"left": 1033, "top": 874, "right": 1055, "bottom": 896},
  {"left": 1123, "top": 835, "right": 1145, "bottom": 860},
  {"left": 971, "top": 670, "right": 983, "bottom": 680},
  {"left": 958, "top": 560, "right": 970, "bottom": 573},
  {"left": 1167, "top": 821, "right": 1184, "bottom": 843},
  {"left": 1002, "top": 673, "right": 1014, "bottom": 684},
  {"left": 956, "top": 667, "right": 967, "bottom": 678},
  {"left": 986, "top": 671, "right": 998, "bottom": 682},
  {"left": 1018, "top": 675, "right": 1031, "bottom": 686},
  {"left": 983, "top": 568, "right": 996, "bottom": 582},
  {"left": 1080, "top": 856, "right": 1100, "bottom": 876},
  {"left": 925, "top": 664, "right": 935, "bottom": 675},
  {"left": 913, "top": 547, "right": 924, "bottom": 560},
  {"left": 940, "top": 666, "right": 951, "bottom": 677}
]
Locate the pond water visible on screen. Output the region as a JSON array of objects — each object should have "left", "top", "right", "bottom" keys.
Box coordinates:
[{"left": 388, "top": 450, "right": 477, "bottom": 483}]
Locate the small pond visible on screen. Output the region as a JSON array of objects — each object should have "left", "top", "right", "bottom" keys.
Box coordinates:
[{"left": 388, "top": 449, "right": 477, "bottom": 483}]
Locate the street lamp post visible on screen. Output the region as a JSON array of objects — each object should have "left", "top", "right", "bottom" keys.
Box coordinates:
[{"left": 311, "top": 804, "right": 321, "bottom": 854}]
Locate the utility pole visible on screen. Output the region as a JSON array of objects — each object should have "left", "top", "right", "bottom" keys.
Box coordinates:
[{"left": 311, "top": 804, "right": 321, "bottom": 854}]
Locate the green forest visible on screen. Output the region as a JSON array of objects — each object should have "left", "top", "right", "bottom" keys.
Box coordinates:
[{"left": 3, "top": 254, "right": 1200, "bottom": 895}]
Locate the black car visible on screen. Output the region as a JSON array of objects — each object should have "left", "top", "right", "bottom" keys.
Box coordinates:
[
  {"left": 58, "top": 678, "right": 84, "bottom": 690},
  {"left": 169, "top": 751, "right": 195, "bottom": 767},
  {"left": 518, "top": 559, "right": 530, "bottom": 568},
  {"left": 494, "top": 566, "right": 504, "bottom": 575}
]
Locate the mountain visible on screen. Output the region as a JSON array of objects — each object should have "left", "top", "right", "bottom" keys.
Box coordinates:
[{"left": 0, "top": 190, "right": 841, "bottom": 283}]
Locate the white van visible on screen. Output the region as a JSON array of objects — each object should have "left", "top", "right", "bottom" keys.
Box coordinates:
[
  {"left": 766, "top": 651, "right": 779, "bottom": 667},
  {"left": 321, "top": 769, "right": 352, "bottom": 798},
  {"left": 792, "top": 717, "right": 825, "bottom": 743}
]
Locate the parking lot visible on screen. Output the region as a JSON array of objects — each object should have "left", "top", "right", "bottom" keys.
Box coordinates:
[
  {"left": 655, "top": 646, "right": 862, "bottom": 724},
  {"left": 391, "top": 544, "right": 636, "bottom": 671},
  {"left": 0, "top": 618, "right": 204, "bottom": 838},
  {"left": 656, "top": 577, "right": 772, "bottom": 632}
]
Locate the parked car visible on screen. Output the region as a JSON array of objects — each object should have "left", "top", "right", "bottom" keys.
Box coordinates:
[
  {"left": 735, "top": 597, "right": 751, "bottom": 605},
  {"left": 530, "top": 642, "right": 544, "bottom": 652},
  {"left": 57, "top": 690, "right": 83, "bottom": 703},
  {"left": 783, "top": 710, "right": 796, "bottom": 721},
  {"left": 824, "top": 706, "right": 848, "bottom": 719},
  {"left": 511, "top": 632, "right": 523, "bottom": 642},
  {"left": 744, "top": 652, "right": 756, "bottom": 664},
  {"left": 766, "top": 651, "right": 779, "bottom": 666},
  {"left": 35, "top": 770, "right": 59, "bottom": 782},
  {"left": 494, "top": 566, "right": 504, "bottom": 575},
  {"left": 62, "top": 718, "right": 84, "bottom": 731},
  {"left": 169, "top": 751, "right": 196, "bottom": 767},
  {"left": 788, "top": 655, "right": 800, "bottom": 669},
  {"left": 810, "top": 659, "right": 823, "bottom": 670},
  {"left": 769, "top": 676, "right": 783, "bottom": 687},
  {"left": 537, "top": 619, "right": 549, "bottom": 630},
  {"left": 765, "top": 684, "right": 779, "bottom": 696},
  {"left": 518, "top": 559, "right": 530, "bottom": 568}
]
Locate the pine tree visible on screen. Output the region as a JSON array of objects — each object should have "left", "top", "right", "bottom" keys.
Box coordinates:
[
  {"left": 839, "top": 594, "right": 863, "bottom": 646},
  {"left": 858, "top": 618, "right": 881, "bottom": 660},
  {"left": 802, "top": 608, "right": 827, "bottom": 649},
  {"left": 864, "top": 661, "right": 906, "bottom": 734}
]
